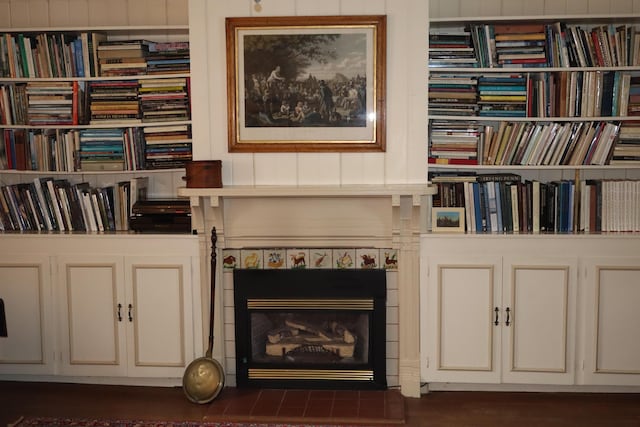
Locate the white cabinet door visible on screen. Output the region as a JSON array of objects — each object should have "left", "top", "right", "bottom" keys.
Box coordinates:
[
  {"left": 0, "top": 255, "right": 54, "bottom": 375},
  {"left": 124, "top": 256, "right": 195, "bottom": 378},
  {"left": 582, "top": 257, "right": 640, "bottom": 386},
  {"left": 423, "top": 255, "right": 502, "bottom": 384},
  {"left": 501, "top": 257, "right": 577, "bottom": 385},
  {"left": 57, "top": 255, "right": 127, "bottom": 377}
]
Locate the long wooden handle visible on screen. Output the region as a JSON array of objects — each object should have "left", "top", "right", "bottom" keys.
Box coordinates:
[{"left": 206, "top": 227, "right": 217, "bottom": 357}]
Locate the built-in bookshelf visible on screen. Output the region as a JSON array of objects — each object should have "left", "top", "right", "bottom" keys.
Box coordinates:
[
  {"left": 0, "top": 27, "right": 192, "bottom": 173},
  {"left": 428, "top": 16, "right": 640, "bottom": 234}
]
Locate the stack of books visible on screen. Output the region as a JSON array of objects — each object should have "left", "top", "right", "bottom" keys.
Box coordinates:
[
  {"left": 626, "top": 74, "right": 640, "bottom": 116},
  {"left": 78, "top": 128, "right": 125, "bottom": 171},
  {"left": 428, "top": 74, "right": 478, "bottom": 116},
  {"left": 428, "top": 120, "right": 482, "bottom": 165},
  {"left": 88, "top": 80, "right": 140, "bottom": 124},
  {"left": 477, "top": 74, "right": 527, "bottom": 117},
  {"left": 611, "top": 123, "right": 640, "bottom": 164},
  {"left": 143, "top": 124, "right": 192, "bottom": 169},
  {"left": 429, "top": 30, "right": 477, "bottom": 68},
  {"left": 493, "top": 24, "right": 548, "bottom": 67},
  {"left": 97, "top": 39, "right": 151, "bottom": 77},
  {"left": 26, "top": 81, "right": 76, "bottom": 125},
  {"left": 138, "top": 77, "right": 190, "bottom": 122},
  {"left": 146, "top": 41, "right": 190, "bottom": 74}
]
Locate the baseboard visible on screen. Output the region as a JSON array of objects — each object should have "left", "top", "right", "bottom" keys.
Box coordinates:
[{"left": 422, "top": 382, "right": 640, "bottom": 394}]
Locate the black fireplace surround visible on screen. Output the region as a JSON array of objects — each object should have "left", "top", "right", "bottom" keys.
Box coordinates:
[{"left": 233, "top": 268, "right": 387, "bottom": 390}]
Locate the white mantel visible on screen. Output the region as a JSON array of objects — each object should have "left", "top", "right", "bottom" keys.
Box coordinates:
[{"left": 179, "top": 184, "right": 435, "bottom": 397}]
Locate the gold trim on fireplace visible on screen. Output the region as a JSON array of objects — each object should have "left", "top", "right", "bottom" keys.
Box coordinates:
[
  {"left": 247, "top": 298, "right": 374, "bottom": 310},
  {"left": 248, "top": 368, "right": 374, "bottom": 381}
]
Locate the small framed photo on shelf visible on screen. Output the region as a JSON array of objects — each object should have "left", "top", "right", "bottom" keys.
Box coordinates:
[{"left": 432, "top": 207, "right": 465, "bottom": 233}]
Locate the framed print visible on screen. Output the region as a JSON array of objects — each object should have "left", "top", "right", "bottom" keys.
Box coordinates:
[
  {"left": 225, "top": 15, "right": 386, "bottom": 152},
  {"left": 432, "top": 207, "right": 465, "bottom": 233}
]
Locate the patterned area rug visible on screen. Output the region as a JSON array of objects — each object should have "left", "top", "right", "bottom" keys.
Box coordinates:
[{"left": 9, "top": 418, "right": 359, "bottom": 427}]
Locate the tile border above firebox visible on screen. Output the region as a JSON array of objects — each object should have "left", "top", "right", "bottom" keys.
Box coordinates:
[{"left": 222, "top": 248, "right": 398, "bottom": 271}]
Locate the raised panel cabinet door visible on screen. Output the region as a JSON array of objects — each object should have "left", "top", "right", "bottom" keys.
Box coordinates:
[
  {"left": 124, "top": 256, "right": 194, "bottom": 378},
  {"left": 57, "top": 256, "right": 127, "bottom": 377},
  {"left": 501, "top": 258, "right": 577, "bottom": 385},
  {"left": 424, "top": 255, "right": 502, "bottom": 384},
  {"left": 582, "top": 257, "right": 640, "bottom": 386},
  {"left": 0, "top": 256, "right": 54, "bottom": 375}
]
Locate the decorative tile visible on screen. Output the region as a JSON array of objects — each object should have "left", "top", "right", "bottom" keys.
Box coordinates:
[
  {"left": 356, "top": 248, "right": 380, "bottom": 269},
  {"left": 310, "top": 249, "right": 332, "bottom": 268},
  {"left": 382, "top": 249, "right": 399, "bottom": 270},
  {"left": 286, "top": 248, "right": 310, "bottom": 269},
  {"left": 333, "top": 248, "right": 355, "bottom": 269},
  {"left": 222, "top": 249, "right": 240, "bottom": 269},
  {"left": 264, "top": 248, "right": 286, "bottom": 269},
  {"left": 240, "top": 249, "right": 263, "bottom": 269}
]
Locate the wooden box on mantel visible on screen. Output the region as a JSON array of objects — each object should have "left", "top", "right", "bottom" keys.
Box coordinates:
[{"left": 184, "top": 160, "right": 222, "bottom": 188}]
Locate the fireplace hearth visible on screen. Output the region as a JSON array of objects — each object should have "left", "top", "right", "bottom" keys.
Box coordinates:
[{"left": 233, "top": 268, "right": 387, "bottom": 390}]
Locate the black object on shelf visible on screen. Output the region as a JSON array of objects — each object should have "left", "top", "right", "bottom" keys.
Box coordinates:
[{"left": 0, "top": 298, "right": 7, "bottom": 337}]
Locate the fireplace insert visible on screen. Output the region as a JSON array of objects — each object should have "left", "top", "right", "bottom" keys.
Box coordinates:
[{"left": 233, "top": 268, "right": 387, "bottom": 390}]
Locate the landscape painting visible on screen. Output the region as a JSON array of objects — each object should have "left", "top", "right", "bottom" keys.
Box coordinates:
[{"left": 226, "top": 15, "right": 386, "bottom": 152}]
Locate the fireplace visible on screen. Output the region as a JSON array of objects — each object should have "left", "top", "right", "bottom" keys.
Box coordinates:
[{"left": 233, "top": 268, "right": 387, "bottom": 390}]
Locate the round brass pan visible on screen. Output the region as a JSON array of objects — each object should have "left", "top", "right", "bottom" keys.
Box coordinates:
[
  {"left": 183, "top": 353, "right": 225, "bottom": 404},
  {"left": 183, "top": 227, "right": 225, "bottom": 404}
]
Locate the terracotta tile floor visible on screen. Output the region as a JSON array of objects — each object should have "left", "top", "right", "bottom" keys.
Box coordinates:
[{"left": 203, "top": 387, "right": 405, "bottom": 425}]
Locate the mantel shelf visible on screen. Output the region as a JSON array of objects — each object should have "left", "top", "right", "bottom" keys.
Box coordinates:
[{"left": 178, "top": 184, "right": 436, "bottom": 201}]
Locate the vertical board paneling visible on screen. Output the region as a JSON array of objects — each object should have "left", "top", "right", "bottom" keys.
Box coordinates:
[
  {"left": 340, "top": 0, "right": 385, "bottom": 15},
  {"left": 502, "top": 0, "right": 526, "bottom": 16},
  {"left": 544, "top": 0, "right": 567, "bottom": 15},
  {"left": 8, "top": 0, "right": 30, "bottom": 27},
  {"left": 29, "top": 0, "right": 50, "bottom": 26},
  {"left": 429, "top": 1, "right": 440, "bottom": 19},
  {"left": 459, "top": 0, "right": 482, "bottom": 17},
  {"left": 523, "top": 1, "right": 545, "bottom": 15},
  {"left": 67, "top": 0, "right": 89, "bottom": 26},
  {"left": 297, "top": 154, "right": 341, "bottom": 185},
  {"left": 565, "top": 0, "right": 588, "bottom": 14},
  {"left": 478, "top": 0, "right": 501, "bottom": 16},
  {"left": 166, "top": 0, "right": 188, "bottom": 25},
  {"left": 438, "top": 0, "right": 459, "bottom": 18},
  {"left": 635, "top": 0, "right": 640, "bottom": 12},
  {"left": 296, "top": 0, "right": 340, "bottom": 15},
  {"left": 87, "top": 0, "right": 127, "bottom": 26},
  {"left": 49, "top": 0, "right": 72, "bottom": 26},
  {"left": 0, "top": 0, "right": 11, "bottom": 27},
  {"left": 128, "top": 0, "right": 167, "bottom": 25},
  {"left": 610, "top": 0, "right": 633, "bottom": 14},
  {"left": 254, "top": 154, "right": 298, "bottom": 185},
  {"left": 341, "top": 153, "right": 385, "bottom": 185},
  {"left": 588, "top": 0, "right": 610, "bottom": 14}
]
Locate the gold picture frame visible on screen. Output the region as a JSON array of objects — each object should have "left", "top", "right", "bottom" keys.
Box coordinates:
[
  {"left": 432, "top": 207, "right": 466, "bottom": 233},
  {"left": 225, "top": 15, "right": 386, "bottom": 152}
]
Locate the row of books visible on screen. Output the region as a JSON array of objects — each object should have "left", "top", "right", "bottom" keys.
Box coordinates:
[
  {"left": 1, "top": 78, "right": 191, "bottom": 126},
  {"left": 428, "top": 71, "right": 638, "bottom": 118},
  {"left": 97, "top": 40, "right": 190, "bottom": 77},
  {"left": 0, "top": 33, "right": 190, "bottom": 78},
  {"left": 429, "top": 120, "right": 621, "bottom": 166},
  {"left": 430, "top": 22, "right": 640, "bottom": 68},
  {"left": 430, "top": 173, "right": 640, "bottom": 233},
  {"left": 0, "top": 176, "right": 148, "bottom": 232},
  {"left": 1, "top": 125, "right": 190, "bottom": 171}
]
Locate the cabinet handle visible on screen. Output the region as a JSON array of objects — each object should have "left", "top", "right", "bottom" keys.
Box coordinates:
[
  {"left": 494, "top": 307, "right": 499, "bottom": 325},
  {"left": 128, "top": 304, "right": 133, "bottom": 322},
  {"left": 505, "top": 307, "right": 511, "bottom": 326},
  {"left": 117, "top": 303, "right": 122, "bottom": 322}
]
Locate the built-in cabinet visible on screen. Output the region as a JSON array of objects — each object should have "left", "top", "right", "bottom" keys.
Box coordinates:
[
  {"left": 0, "top": 234, "right": 202, "bottom": 384},
  {"left": 420, "top": 235, "right": 640, "bottom": 388},
  {"left": 0, "top": 254, "right": 54, "bottom": 375}
]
